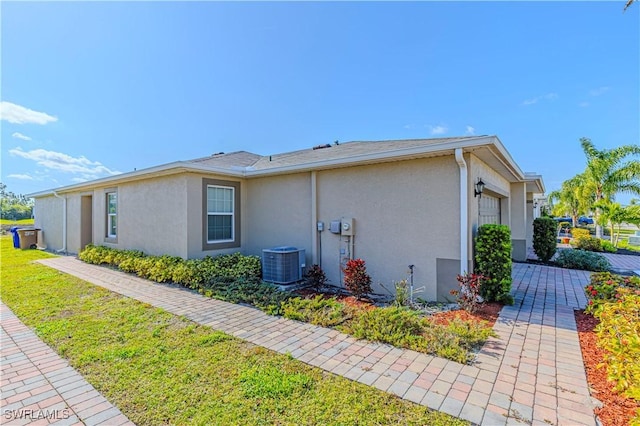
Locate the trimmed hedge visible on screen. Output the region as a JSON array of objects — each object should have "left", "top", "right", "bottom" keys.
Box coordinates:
[
  {"left": 79, "top": 245, "right": 262, "bottom": 286},
  {"left": 474, "top": 224, "right": 513, "bottom": 304},
  {"left": 533, "top": 217, "right": 557, "bottom": 262}
]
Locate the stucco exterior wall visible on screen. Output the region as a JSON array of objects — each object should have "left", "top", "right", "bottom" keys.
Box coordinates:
[
  {"left": 33, "top": 195, "right": 64, "bottom": 251},
  {"left": 90, "top": 175, "right": 189, "bottom": 257},
  {"left": 243, "top": 173, "right": 312, "bottom": 263},
  {"left": 315, "top": 156, "right": 460, "bottom": 300}
]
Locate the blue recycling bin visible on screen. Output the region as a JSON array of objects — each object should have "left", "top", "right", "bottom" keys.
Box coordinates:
[{"left": 9, "top": 227, "right": 21, "bottom": 249}]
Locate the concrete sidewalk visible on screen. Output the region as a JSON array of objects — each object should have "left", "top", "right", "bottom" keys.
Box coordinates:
[
  {"left": 32, "top": 256, "right": 597, "bottom": 426},
  {"left": 0, "top": 303, "right": 133, "bottom": 426}
]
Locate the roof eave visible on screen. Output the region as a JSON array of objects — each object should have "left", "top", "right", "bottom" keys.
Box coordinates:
[{"left": 27, "top": 161, "right": 246, "bottom": 198}]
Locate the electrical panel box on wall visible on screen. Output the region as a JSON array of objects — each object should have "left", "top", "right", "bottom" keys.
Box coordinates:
[
  {"left": 341, "top": 217, "right": 354, "bottom": 236},
  {"left": 330, "top": 220, "right": 341, "bottom": 234}
]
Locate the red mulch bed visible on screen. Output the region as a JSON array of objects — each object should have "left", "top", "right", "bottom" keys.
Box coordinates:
[
  {"left": 430, "top": 301, "right": 502, "bottom": 327},
  {"left": 575, "top": 309, "right": 639, "bottom": 426},
  {"left": 294, "top": 289, "right": 376, "bottom": 310}
]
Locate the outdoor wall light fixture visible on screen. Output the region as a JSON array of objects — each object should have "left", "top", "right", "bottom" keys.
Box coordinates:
[{"left": 474, "top": 178, "right": 486, "bottom": 198}]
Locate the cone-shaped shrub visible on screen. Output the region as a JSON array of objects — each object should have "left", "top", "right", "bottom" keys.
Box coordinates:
[
  {"left": 533, "top": 217, "right": 557, "bottom": 262},
  {"left": 343, "top": 258, "right": 372, "bottom": 300}
]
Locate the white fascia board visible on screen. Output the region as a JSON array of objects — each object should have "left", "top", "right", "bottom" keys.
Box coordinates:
[
  {"left": 486, "top": 136, "right": 526, "bottom": 181},
  {"left": 524, "top": 173, "right": 546, "bottom": 193}
]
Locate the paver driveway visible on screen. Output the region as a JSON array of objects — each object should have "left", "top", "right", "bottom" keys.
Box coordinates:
[{"left": 19, "top": 256, "right": 597, "bottom": 426}]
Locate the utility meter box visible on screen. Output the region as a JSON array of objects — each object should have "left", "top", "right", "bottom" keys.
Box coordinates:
[
  {"left": 341, "top": 217, "right": 354, "bottom": 236},
  {"left": 330, "top": 220, "right": 341, "bottom": 234}
]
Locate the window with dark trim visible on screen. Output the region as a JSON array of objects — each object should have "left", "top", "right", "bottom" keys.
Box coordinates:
[
  {"left": 207, "top": 185, "right": 234, "bottom": 242},
  {"left": 202, "top": 178, "right": 240, "bottom": 250},
  {"left": 106, "top": 191, "right": 117, "bottom": 240}
]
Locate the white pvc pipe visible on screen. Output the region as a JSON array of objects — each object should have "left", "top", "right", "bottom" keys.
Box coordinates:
[
  {"left": 311, "top": 171, "right": 318, "bottom": 265},
  {"left": 454, "top": 148, "right": 468, "bottom": 274},
  {"left": 53, "top": 191, "right": 67, "bottom": 253}
]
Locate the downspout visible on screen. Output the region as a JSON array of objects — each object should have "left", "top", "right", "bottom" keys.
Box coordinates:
[
  {"left": 53, "top": 191, "right": 67, "bottom": 253},
  {"left": 311, "top": 171, "right": 318, "bottom": 265},
  {"left": 454, "top": 149, "right": 468, "bottom": 274}
]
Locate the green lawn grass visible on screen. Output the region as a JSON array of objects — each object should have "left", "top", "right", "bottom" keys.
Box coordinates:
[
  {"left": 0, "top": 218, "right": 35, "bottom": 225},
  {"left": 0, "top": 236, "right": 467, "bottom": 426}
]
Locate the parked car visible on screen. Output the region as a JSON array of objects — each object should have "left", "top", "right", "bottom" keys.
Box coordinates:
[
  {"left": 578, "top": 216, "right": 594, "bottom": 225},
  {"left": 554, "top": 217, "right": 572, "bottom": 223}
]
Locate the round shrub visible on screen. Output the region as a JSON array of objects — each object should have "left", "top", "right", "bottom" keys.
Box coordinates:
[
  {"left": 555, "top": 249, "right": 611, "bottom": 272},
  {"left": 573, "top": 236, "right": 603, "bottom": 252}
]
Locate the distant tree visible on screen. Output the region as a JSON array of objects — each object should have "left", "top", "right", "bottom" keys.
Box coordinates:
[
  {"left": 0, "top": 182, "right": 34, "bottom": 220},
  {"left": 596, "top": 200, "right": 640, "bottom": 246},
  {"left": 580, "top": 138, "right": 640, "bottom": 238},
  {"left": 548, "top": 174, "right": 590, "bottom": 227}
]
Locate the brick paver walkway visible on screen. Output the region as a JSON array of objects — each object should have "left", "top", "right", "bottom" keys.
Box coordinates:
[
  {"left": 527, "top": 245, "right": 640, "bottom": 272},
  {"left": 600, "top": 251, "right": 640, "bottom": 271},
  {"left": 0, "top": 303, "right": 133, "bottom": 426},
  {"left": 32, "top": 256, "right": 599, "bottom": 426}
]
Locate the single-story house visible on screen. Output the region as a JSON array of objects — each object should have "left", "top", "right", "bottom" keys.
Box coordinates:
[{"left": 28, "top": 136, "right": 544, "bottom": 301}]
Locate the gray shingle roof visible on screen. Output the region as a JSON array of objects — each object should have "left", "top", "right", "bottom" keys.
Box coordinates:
[
  {"left": 188, "top": 151, "right": 262, "bottom": 169},
  {"left": 188, "top": 137, "right": 481, "bottom": 171}
]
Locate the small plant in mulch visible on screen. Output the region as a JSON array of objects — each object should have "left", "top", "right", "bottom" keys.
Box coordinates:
[
  {"left": 450, "top": 272, "right": 484, "bottom": 314},
  {"left": 342, "top": 258, "right": 372, "bottom": 300},
  {"left": 393, "top": 279, "right": 410, "bottom": 307},
  {"left": 304, "top": 264, "right": 327, "bottom": 290}
]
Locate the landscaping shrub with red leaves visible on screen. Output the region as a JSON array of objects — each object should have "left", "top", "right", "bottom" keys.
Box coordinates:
[{"left": 342, "top": 258, "right": 372, "bottom": 300}]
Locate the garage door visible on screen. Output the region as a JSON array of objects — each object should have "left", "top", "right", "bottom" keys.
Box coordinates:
[{"left": 479, "top": 194, "right": 501, "bottom": 226}]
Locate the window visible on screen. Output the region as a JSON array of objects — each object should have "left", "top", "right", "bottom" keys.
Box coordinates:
[
  {"left": 202, "top": 178, "right": 240, "bottom": 250},
  {"left": 106, "top": 192, "right": 117, "bottom": 238},
  {"left": 207, "top": 185, "right": 234, "bottom": 242}
]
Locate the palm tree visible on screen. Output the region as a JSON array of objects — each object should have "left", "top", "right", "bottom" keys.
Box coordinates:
[
  {"left": 548, "top": 174, "right": 590, "bottom": 227},
  {"left": 580, "top": 138, "right": 640, "bottom": 238}
]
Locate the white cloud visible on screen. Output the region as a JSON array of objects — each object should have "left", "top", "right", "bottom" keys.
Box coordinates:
[
  {"left": 465, "top": 125, "right": 475, "bottom": 135},
  {"left": 1, "top": 101, "right": 58, "bottom": 124},
  {"left": 12, "top": 132, "right": 32, "bottom": 141},
  {"left": 71, "top": 177, "right": 89, "bottom": 183},
  {"left": 8, "top": 173, "right": 34, "bottom": 180},
  {"left": 522, "top": 93, "right": 558, "bottom": 106},
  {"left": 589, "top": 86, "right": 609, "bottom": 96},
  {"left": 578, "top": 101, "right": 590, "bottom": 108},
  {"left": 9, "top": 147, "right": 121, "bottom": 178},
  {"left": 428, "top": 125, "right": 448, "bottom": 135}
]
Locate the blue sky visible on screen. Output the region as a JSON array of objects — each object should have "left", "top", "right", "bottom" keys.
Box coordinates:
[{"left": 2, "top": 1, "right": 639, "bottom": 201}]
